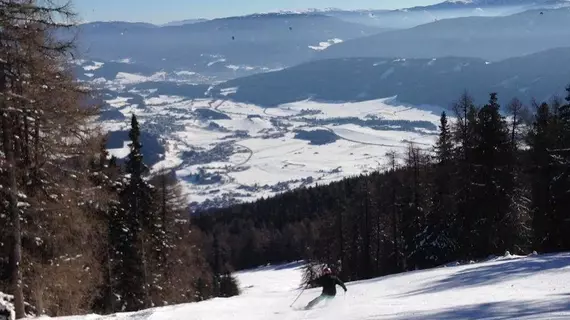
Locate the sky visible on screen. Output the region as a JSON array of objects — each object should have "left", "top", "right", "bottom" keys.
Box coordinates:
[{"left": 72, "top": 0, "right": 441, "bottom": 24}]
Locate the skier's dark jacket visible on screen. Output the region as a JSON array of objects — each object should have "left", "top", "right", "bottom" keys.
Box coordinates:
[{"left": 309, "top": 274, "right": 347, "bottom": 296}]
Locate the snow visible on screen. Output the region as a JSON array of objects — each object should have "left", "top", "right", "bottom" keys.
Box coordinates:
[
  {"left": 174, "top": 71, "right": 197, "bottom": 77},
  {"left": 226, "top": 65, "right": 256, "bottom": 71},
  {"left": 145, "top": 95, "right": 186, "bottom": 106},
  {"left": 329, "top": 124, "right": 434, "bottom": 147},
  {"left": 114, "top": 58, "right": 133, "bottom": 64},
  {"left": 97, "top": 93, "right": 443, "bottom": 208},
  {"left": 220, "top": 87, "right": 238, "bottom": 96},
  {"left": 107, "top": 142, "right": 131, "bottom": 159},
  {"left": 151, "top": 141, "right": 184, "bottom": 173},
  {"left": 0, "top": 292, "right": 15, "bottom": 320},
  {"left": 207, "top": 58, "right": 226, "bottom": 67},
  {"left": 115, "top": 72, "right": 167, "bottom": 84},
  {"left": 213, "top": 117, "right": 273, "bottom": 132},
  {"left": 52, "top": 252, "right": 570, "bottom": 320},
  {"left": 106, "top": 97, "right": 131, "bottom": 108},
  {"left": 83, "top": 61, "right": 104, "bottom": 71},
  {"left": 309, "top": 38, "right": 344, "bottom": 51},
  {"left": 275, "top": 98, "right": 442, "bottom": 122}
]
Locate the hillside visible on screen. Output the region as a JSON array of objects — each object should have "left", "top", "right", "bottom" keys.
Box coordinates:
[
  {"left": 66, "top": 15, "right": 383, "bottom": 80},
  {"left": 53, "top": 252, "right": 570, "bottom": 319},
  {"left": 320, "top": 7, "right": 570, "bottom": 61},
  {"left": 212, "top": 47, "right": 570, "bottom": 108}
]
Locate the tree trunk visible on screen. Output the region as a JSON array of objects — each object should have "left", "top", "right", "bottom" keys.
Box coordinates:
[
  {"left": 2, "top": 112, "right": 26, "bottom": 319},
  {"left": 362, "top": 181, "right": 371, "bottom": 278},
  {"left": 337, "top": 208, "right": 344, "bottom": 276}
]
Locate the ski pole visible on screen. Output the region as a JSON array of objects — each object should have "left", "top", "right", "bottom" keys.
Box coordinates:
[{"left": 290, "top": 285, "right": 308, "bottom": 307}]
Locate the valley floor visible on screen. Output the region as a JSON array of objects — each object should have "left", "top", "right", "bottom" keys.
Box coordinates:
[
  {"left": 101, "top": 93, "right": 442, "bottom": 210},
  {"left": 56, "top": 252, "right": 570, "bottom": 320}
]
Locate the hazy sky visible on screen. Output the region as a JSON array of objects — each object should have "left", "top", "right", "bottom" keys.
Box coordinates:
[{"left": 72, "top": 0, "right": 441, "bottom": 24}]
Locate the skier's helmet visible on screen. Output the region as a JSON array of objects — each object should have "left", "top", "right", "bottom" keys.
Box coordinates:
[{"left": 323, "top": 267, "right": 332, "bottom": 275}]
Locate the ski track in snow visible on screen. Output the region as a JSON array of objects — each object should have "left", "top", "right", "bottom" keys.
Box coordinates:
[{"left": 53, "top": 252, "right": 570, "bottom": 320}]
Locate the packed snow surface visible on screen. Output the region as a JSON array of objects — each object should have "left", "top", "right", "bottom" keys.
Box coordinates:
[{"left": 54, "top": 252, "right": 570, "bottom": 319}]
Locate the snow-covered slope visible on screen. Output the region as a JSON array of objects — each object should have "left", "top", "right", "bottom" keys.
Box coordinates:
[{"left": 55, "top": 252, "right": 570, "bottom": 319}]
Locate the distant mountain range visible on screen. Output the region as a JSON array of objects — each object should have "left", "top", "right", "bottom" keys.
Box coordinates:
[
  {"left": 66, "top": 14, "right": 383, "bottom": 80},
  {"left": 408, "top": 0, "right": 570, "bottom": 10},
  {"left": 66, "top": 1, "right": 570, "bottom": 82},
  {"left": 80, "top": 46, "right": 570, "bottom": 110},
  {"left": 159, "top": 0, "right": 570, "bottom": 28},
  {"left": 206, "top": 47, "right": 570, "bottom": 109},
  {"left": 314, "top": 0, "right": 570, "bottom": 28},
  {"left": 320, "top": 7, "right": 570, "bottom": 61},
  {"left": 160, "top": 19, "right": 209, "bottom": 27}
]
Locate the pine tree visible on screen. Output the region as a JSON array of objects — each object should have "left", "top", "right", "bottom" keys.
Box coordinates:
[
  {"left": 87, "top": 139, "right": 123, "bottom": 314},
  {"left": 149, "top": 169, "right": 210, "bottom": 304},
  {"left": 401, "top": 143, "right": 428, "bottom": 270},
  {"left": 425, "top": 112, "right": 457, "bottom": 265},
  {"left": 506, "top": 98, "right": 532, "bottom": 253},
  {"left": 471, "top": 93, "right": 517, "bottom": 257},
  {"left": 435, "top": 112, "right": 454, "bottom": 165},
  {"left": 115, "top": 114, "right": 155, "bottom": 311},
  {"left": 527, "top": 101, "right": 557, "bottom": 251},
  {"left": 357, "top": 178, "right": 376, "bottom": 278},
  {"left": 385, "top": 151, "right": 404, "bottom": 272},
  {"left": 548, "top": 88, "right": 570, "bottom": 250},
  {"left": 451, "top": 92, "right": 479, "bottom": 259}
]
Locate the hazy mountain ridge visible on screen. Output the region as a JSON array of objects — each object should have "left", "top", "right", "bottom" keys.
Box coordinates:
[
  {"left": 160, "top": 18, "right": 209, "bottom": 27},
  {"left": 67, "top": 14, "right": 383, "bottom": 81},
  {"left": 210, "top": 47, "right": 570, "bottom": 108},
  {"left": 78, "top": 46, "right": 570, "bottom": 110},
  {"left": 407, "top": 0, "right": 570, "bottom": 10},
  {"left": 320, "top": 7, "right": 570, "bottom": 61},
  {"left": 239, "top": 0, "right": 570, "bottom": 28}
]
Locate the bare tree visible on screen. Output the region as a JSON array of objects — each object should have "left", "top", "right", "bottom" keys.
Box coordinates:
[{"left": 0, "top": 1, "right": 102, "bottom": 317}]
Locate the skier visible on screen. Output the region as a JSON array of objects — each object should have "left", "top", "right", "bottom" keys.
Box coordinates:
[{"left": 304, "top": 267, "right": 347, "bottom": 310}]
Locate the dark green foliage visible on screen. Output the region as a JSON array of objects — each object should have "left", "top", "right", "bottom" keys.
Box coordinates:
[
  {"left": 469, "top": 93, "right": 516, "bottom": 256},
  {"left": 193, "top": 277, "right": 210, "bottom": 301},
  {"left": 97, "top": 114, "right": 218, "bottom": 313},
  {"left": 113, "top": 114, "right": 154, "bottom": 311},
  {"left": 528, "top": 102, "right": 556, "bottom": 251},
  {"left": 215, "top": 273, "right": 241, "bottom": 298},
  {"left": 527, "top": 87, "right": 570, "bottom": 252},
  {"left": 424, "top": 112, "right": 457, "bottom": 265}
]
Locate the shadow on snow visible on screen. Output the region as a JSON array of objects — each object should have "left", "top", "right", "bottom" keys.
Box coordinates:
[
  {"left": 388, "top": 298, "right": 570, "bottom": 320},
  {"left": 396, "top": 253, "right": 570, "bottom": 298}
]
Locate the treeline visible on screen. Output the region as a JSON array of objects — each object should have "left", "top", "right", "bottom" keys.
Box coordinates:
[
  {"left": 195, "top": 90, "right": 570, "bottom": 282},
  {"left": 0, "top": 1, "right": 226, "bottom": 318}
]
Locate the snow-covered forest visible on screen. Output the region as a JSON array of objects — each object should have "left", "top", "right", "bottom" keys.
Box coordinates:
[{"left": 0, "top": 1, "right": 570, "bottom": 319}]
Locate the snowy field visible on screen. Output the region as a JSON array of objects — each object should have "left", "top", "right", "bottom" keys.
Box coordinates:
[
  {"left": 100, "top": 91, "right": 443, "bottom": 209},
  {"left": 86, "top": 60, "right": 445, "bottom": 209},
  {"left": 54, "top": 252, "right": 570, "bottom": 319}
]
